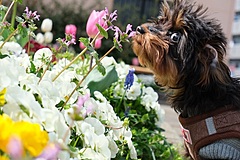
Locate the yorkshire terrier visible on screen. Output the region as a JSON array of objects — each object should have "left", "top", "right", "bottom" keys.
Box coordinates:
[{"left": 132, "top": 0, "right": 240, "bottom": 159}]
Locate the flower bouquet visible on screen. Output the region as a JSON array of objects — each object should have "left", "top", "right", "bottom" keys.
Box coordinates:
[{"left": 0, "top": 1, "right": 183, "bottom": 160}]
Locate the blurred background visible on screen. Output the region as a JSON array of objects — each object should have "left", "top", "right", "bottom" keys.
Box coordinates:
[{"left": 2, "top": 0, "right": 240, "bottom": 77}]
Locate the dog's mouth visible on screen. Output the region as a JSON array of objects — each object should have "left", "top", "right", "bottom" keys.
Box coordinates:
[{"left": 132, "top": 31, "right": 144, "bottom": 46}]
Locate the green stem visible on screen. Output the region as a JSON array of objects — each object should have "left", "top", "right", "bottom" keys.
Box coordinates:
[
  {"left": 116, "top": 89, "right": 127, "bottom": 113},
  {"left": 0, "top": 28, "right": 18, "bottom": 49},
  {"left": 52, "top": 33, "right": 100, "bottom": 82},
  {"left": 60, "top": 45, "right": 116, "bottom": 111},
  {"left": 11, "top": 2, "right": 17, "bottom": 27},
  {"left": 73, "top": 136, "right": 80, "bottom": 147},
  {"left": 38, "top": 60, "right": 52, "bottom": 84},
  {"left": 2, "top": 1, "right": 15, "bottom": 24},
  {"left": 52, "top": 47, "right": 87, "bottom": 82}
]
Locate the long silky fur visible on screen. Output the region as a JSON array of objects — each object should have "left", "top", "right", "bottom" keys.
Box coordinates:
[{"left": 132, "top": 0, "right": 240, "bottom": 118}]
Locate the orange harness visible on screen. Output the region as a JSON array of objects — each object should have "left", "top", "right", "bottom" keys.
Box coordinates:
[{"left": 178, "top": 106, "right": 240, "bottom": 160}]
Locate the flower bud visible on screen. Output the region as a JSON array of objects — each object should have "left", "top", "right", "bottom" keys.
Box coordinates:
[
  {"left": 44, "top": 32, "right": 53, "bottom": 44},
  {"left": 41, "top": 18, "right": 53, "bottom": 32},
  {"left": 79, "top": 42, "right": 86, "bottom": 50},
  {"left": 65, "top": 24, "right": 77, "bottom": 37},
  {"left": 94, "top": 38, "right": 102, "bottom": 49},
  {"left": 86, "top": 10, "right": 108, "bottom": 39},
  {"left": 36, "top": 33, "right": 44, "bottom": 44}
]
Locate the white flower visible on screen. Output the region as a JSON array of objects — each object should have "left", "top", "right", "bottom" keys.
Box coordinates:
[
  {"left": 154, "top": 104, "right": 165, "bottom": 127},
  {"left": 33, "top": 48, "right": 53, "bottom": 68},
  {"left": 38, "top": 80, "right": 61, "bottom": 109},
  {"left": 44, "top": 31, "right": 53, "bottom": 43},
  {"left": 101, "top": 56, "right": 117, "bottom": 66},
  {"left": 84, "top": 117, "right": 105, "bottom": 135},
  {"left": 41, "top": 18, "right": 53, "bottom": 32},
  {"left": 113, "top": 83, "right": 125, "bottom": 98},
  {"left": 0, "top": 57, "right": 27, "bottom": 88},
  {"left": 36, "top": 33, "right": 45, "bottom": 44},
  {"left": 3, "top": 86, "right": 43, "bottom": 124},
  {"left": 141, "top": 86, "right": 159, "bottom": 111},
  {"left": 126, "top": 81, "right": 141, "bottom": 100},
  {"left": 107, "top": 136, "right": 119, "bottom": 158},
  {"left": 0, "top": 41, "right": 23, "bottom": 56},
  {"left": 12, "top": 53, "right": 30, "bottom": 69},
  {"left": 115, "top": 61, "right": 130, "bottom": 79}
]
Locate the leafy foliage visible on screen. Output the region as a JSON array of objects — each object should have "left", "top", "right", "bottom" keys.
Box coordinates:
[{"left": 103, "top": 76, "right": 184, "bottom": 160}]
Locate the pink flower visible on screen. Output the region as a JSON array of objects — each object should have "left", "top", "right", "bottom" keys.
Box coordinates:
[
  {"left": 79, "top": 39, "right": 102, "bottom": 49},
  {"left": 132, "top": 57, "right": 139, "bottom": 66},
  {"left": 7, "top": 136, "right": 24, "bottom": 160},
  {"left": 94, "top": 38, "right": 102, "bottom": 49},
  {"left": 79, "top": 42, "right": 86, "bottom": 49},
  {"left": 86, "top": 10, "right": 108, "bottom": 39},
  {"left": 38, "top": 143, "right": 60, "bottom": 160},
  {"left": 76, "top": 93, "right": 90, "bottom": 112},
  {"left": 65, "top": 24, "right": 77, "bottom": 37}
]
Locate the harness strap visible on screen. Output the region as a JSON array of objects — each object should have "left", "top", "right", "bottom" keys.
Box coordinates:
[{"left": 179, "top": 106, "right": 240, "bottom": 160}]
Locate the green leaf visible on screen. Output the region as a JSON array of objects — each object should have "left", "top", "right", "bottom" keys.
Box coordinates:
[
  {"left": 81, "top": 64, "right": 118, "bottom": 95},
  {"left": 17, "top": 23, "right": 28, "bottom": 38},
  {"left": 14, "top": 0, "right": 23, "bottom": 4},
  {"left": 19, "top": 104, "right": 30, "bottom": 116},
  {"left": 16, "top": 27, "right": 29, "bottom": 47},
  {"left": 29, "top": 61, "right": 36, "bottom": 73},
  {"left": 15, "top": 16, "right": 24, "bottom": 23},
  {"left": 0, "top": 54, "right": 9, "bottom": 59},
  {"left": 79, "top": 37, "right": 90, "bottom": 46},
  {"left": 113, "top": 38, "right": 123, "bottom": 52},
  {"left": 96, "top": 24, "right": 108, "bottom": 39},
  {"left": 97, "top": 62, "right": 106, "bottom": 76}
]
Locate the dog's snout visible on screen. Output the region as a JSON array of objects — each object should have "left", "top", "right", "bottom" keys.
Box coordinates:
[{"left": 136, "top": 26, "right": 145, "bottom": 34}]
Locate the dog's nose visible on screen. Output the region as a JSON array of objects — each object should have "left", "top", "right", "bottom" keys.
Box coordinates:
[{"left": 136, "top": 26, "right": 145, "bottom": 34}]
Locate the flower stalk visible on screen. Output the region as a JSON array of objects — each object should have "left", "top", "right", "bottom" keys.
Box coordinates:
[
  {"left": 60, "top": 45, "right": 115, "bottom": 111},
  {"left": 11, "top": 2, "right": 18, "bottom": 27},
  {"left": 52, "top": 32, "right": 100, "bottom": 82},
  {"left": 0, "top": 28, "right": 18, "bottom": 49},
  {"left": 1, "top": 1, "right": 15, "bottom": 24}
]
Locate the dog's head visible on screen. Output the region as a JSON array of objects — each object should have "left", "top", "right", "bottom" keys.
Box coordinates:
[{"left": 132, "top": 0, "right": 230, "bottom": 88}]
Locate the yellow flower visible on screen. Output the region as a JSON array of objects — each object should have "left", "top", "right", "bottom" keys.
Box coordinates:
[
  {"left": 0, "top": 114, "right": 49, "bottom": 157},
  {"left": 0, "top": 155, "right": 9, "bottom": 160},
  {"left": 0, "top": 114, "right": 14, "bottom": 153},
  {"left": 14, "top": 121, "right": 49, "bottom": 157},
  {"left": 0, "top": 88, "right": 7, "bottom": 106}
]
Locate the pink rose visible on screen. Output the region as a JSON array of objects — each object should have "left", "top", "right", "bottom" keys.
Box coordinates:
[
  {"left": 65, "top": 24, "right": 77, "bottom": 37},
  {"left": 86, "top": 10, "right": 108, "bottom": 39}
]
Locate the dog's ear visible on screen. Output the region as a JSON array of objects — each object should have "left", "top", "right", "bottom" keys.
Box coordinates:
[
  {"left": 197, "top": 44, "right": 219, "bottom": 85},
  {"left": 198, "top": 44, "right": 230, "bottom": 86},
  {"left": 202, "top": 44, "right": 218, "bottom": 68}
]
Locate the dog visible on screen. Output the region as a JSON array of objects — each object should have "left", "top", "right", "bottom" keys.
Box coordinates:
[{"left": 132, "top": 0, "right": 240, "bottom": 159}]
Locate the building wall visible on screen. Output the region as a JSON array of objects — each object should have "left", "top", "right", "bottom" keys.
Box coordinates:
[
  {"left": 193, "top": 0, "right": 235, "bottom": 52},
  {"left": 41, "top": 0, "right": 113, "bottom": 12}
]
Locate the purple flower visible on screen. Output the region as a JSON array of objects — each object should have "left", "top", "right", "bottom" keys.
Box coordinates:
[
  {"left": 61, "top": 34, "right": 76, "bottom": 47},
  {"left": 38, "top": 143, "right": 60, "bottom": 160},
  {"left": 7, "top": 136, "right": 23, "bottom": 159},
  {"left": 24, "top": 7, "right": 40, "bottom": 21},
  {"left": 76, "top": 93, "right": 90, "bottom": 112},
  {"left": 111, "top": 26, "right": 122, "bottom": 41},
  {"left": 125, "top": 24, "right": 136, "bottom": 38},
  {"left": 124, "top": 68, "right": 135, "bottom": 90}
]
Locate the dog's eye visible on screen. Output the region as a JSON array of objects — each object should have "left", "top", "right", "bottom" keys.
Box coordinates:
[{"left": 170, "top": 32, "right": 181, "bottom": 43}]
